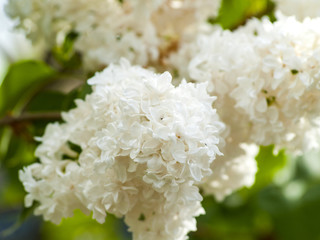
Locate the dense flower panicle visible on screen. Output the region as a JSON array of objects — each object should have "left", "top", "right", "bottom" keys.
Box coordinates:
[
  {"left": 275, "top": 0, "right": 320, "bottom": 20},
  {"left": 19, "top": 59, "right": 225, "bottom": 239},
  {"left": 169, "top": 16, "right": 320, "bottom": 153},
  {"left": 5, "top": 0, "right": 221, "bottom": 70},
  {"left": 10, "top": 0, "right": 320, "bottom": 237}
]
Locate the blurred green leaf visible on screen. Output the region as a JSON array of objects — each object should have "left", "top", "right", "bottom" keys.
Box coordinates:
[
  {"left": 191, "top": 145, "right": 288, "bottom": 240},
  {"left": 62, "top": 83, "right": 92, "bottom": 110},
  {"left": 258, "top": 185, "right": 290, "bottom": 215},
  {"left": 24, "top": 82, "right": 92, "bottom": 113},
  {"left": 0, "top": 167, "right": 25, "bottom": 207},
  {"left": 0, "top": 81, "right": 92, "bottom": 166},
  {"left": 26, "top": 91, "right": 66, "bottom": 112},
  {"left": 42, "top": 210, "right": 129, "bottom": 240},
  {"left": 1, "top": 127, "right": 36, "bottom": 167},
  {"left": 0, "top": 60, "right": 56, "bottom": 116},
  {"left": 52, "top": 31, "right": 82, "bottom": 69},
  {"left": 253, "top": 145, "right": 287, "bottom": 191},
  {"left": 258, "top": 182, "right": 320, "bottom": 240},
  {"left": 190, "top": 195, "right": 274, "bottom": 240},
  {"left": 0, "top": 127, "right": 11, "bottom": 162},
  {"left": 210, "top": 0, "right": 275, "bottom": 30}
]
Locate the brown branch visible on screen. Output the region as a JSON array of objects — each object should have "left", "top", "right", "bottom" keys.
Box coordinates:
[{"left": 0, "top": 112, "right": 62, "bottom": 126}]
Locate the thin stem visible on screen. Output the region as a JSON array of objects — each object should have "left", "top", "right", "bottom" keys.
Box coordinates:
[{"left": 0, "top": 112, "right": 61, "bottom": 126}]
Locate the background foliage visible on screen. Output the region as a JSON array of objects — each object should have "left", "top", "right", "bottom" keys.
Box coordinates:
[{"left": 1, "top": 0, "right": 320, "bottom": 239}]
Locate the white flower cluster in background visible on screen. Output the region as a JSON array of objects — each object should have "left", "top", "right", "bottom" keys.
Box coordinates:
[
  {"left": 169, "top": 16, "right": 320, "bottom": 156},
  {"left": 19, "top": 59, "right": 226, "bottom": 240},
  {"left": 5, "top": 0, "right": 221, "bottom": 70},
  {"left": 275, "top": 0, "right": 320, "bottom": 20},
  {"left": 201, "top": 143, "right": 258, "bottom": 201},
  {"left": 0, "top": 0, "right": 43, "bottom": 83}
]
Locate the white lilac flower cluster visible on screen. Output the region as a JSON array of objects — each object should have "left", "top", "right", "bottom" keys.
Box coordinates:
[
  {"left": 19, "top": 59, "right": 225, "bottom": 240},
  {"left": 275, "top": 0, "right": 320, "bottom": 20},
  {"left": 13, "top": 0, "right": 320, "bottom": 238},
  {"left": 5, "top": 0, "right": 221, "bottom": 70},
  {"left": 169, "top": 16, "right": 320, "bottom": 158}
]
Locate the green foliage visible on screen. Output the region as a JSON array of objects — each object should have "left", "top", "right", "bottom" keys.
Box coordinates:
[
  {"left": 0, "top": 51, "right": 87, "bottom": 214},
  {"left": 62, "top": 82, "right": 92, "bottom": 110},
  {"left": 190, "top": 147, "right": 320, "bottom": 240},
  {"left": 209, "top": 0, "right": 275, "bottom": 30},
  {"left": 52, "top": 31, "right": 82, "bottom": 69},
  {"left": 0, "top": 60, "right": 56, "bottom": 167},
  {"left": 254, "top": 145, "right": 287, "bottom": 191},
  {"left": 26, "top": 91, "right": 66, "bottom": 112},
  {"left": 257, "top": 183, "right": 320, "bottom": 240},
  {"left": 41, "top": 210, "right": 128, "bottom": 240},
  {"left": 0, "top": 60, "right": 56, "bottom": 115}
]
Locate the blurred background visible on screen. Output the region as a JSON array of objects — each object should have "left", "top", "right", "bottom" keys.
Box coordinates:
[{"left": 1, "top": 0, "right": 320, "bottom": 239}]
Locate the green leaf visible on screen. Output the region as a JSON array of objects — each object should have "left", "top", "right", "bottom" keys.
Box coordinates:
[
  {"left": 25, "top": 91, "right": 66, "bottom": 112},
  {"left": 254, "top": 145, "right": 287, "bottom": 191},
  {"left": 0, "top": 60, "right": 56, "bottom": 116},
  {"left": 52, "top": 31, "right": 82, "bottom": 69},
  {"left": 189, "top": 195, "right": 273, "bottom": 240},
  {"left": 41, "top": 210, "right": 128, "bottom": 240},
  {"left": 0, "top": 127, "right": 11, "bottom": 163},
  {"left": 258, "top": 182, "right": 320, "bottom": 240},
  {"left": 210, "top": 0, "right": 275, "bottom": 30},
  {"left": 62, "top": 83, "right": 92, "bottom": 110},
  {"left": 1, "top": 128, "right": 36, "bottom": 167},
  {"left": 236, "top": 145, "right": 287, "bottom": 200}
]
